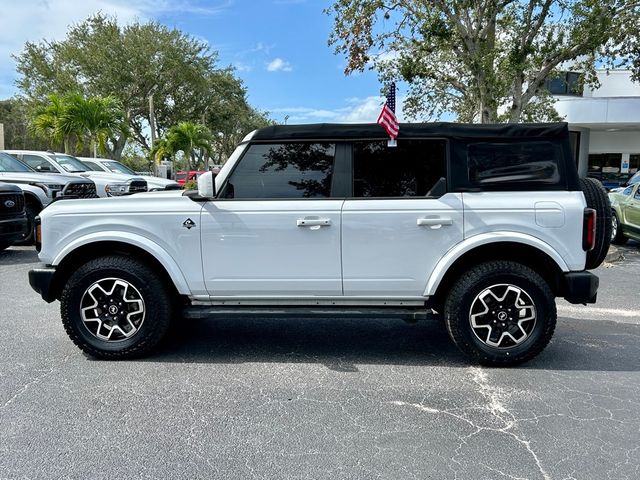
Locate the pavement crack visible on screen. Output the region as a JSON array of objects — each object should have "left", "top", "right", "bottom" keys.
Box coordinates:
[
  {"left": 0, "top": 355, "right": 71, "bottom": 411},
  {"left": 390, "top": 367, "right": 552, "bottom": 480}
]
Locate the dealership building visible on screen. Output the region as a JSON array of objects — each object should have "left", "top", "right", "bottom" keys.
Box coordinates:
[{"left": 553, "top": 70, "right": 640, "bottom": 186}]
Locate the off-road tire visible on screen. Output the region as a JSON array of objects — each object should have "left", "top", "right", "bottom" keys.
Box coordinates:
[
  {"left": 444, "top": 261, "right": 556, "bottom": 367},
  {"left": 611, "top": 210, "right": 628, "bottom": 245},
  {"left": 580, "top": 178, "right": 612, "bottom": 269},
  {"left": 60, "top": 255, "right": 174, "bottom": 359}
]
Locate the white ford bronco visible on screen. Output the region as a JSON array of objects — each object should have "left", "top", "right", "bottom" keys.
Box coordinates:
[{"left": 28, "top": 123, "right": 610, "bottom": 366}]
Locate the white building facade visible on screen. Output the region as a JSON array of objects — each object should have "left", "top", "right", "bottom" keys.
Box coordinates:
[{"left": 554, "top": 70, "right": 640, "bottom": 187}]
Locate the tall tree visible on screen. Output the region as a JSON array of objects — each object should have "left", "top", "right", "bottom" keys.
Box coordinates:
[
  {"left": 62, "top": 94, "right": 126, "bottom": 157},
  {"left": 30, "top": 93, "right": 125, "bottom": 155},
  {"left": 30, "top": 94, "right": 68, "bottom": 152},
  {"left": 13, "top": 14, "right": 265, "bottom": 159},
  {"left": 154, "top": 122, "right": 213, "bottom": 170},
  {"left": 327, "top": 0, "right": 639, "bottom": 123},
  {"left": 0, "top": 99, "right": 48, "bottom": 150}
]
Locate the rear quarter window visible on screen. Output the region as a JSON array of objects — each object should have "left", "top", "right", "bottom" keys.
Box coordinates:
[{"left": 468, "top": 141, "right": 562, "bottom": 187}]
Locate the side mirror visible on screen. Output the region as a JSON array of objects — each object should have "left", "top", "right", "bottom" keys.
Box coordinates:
[
  {"left": 197, "top": 171, "right": 216, "bottom": 198},
  {"left": 36, "top": 164, "right": 52, "bottom": 172}
]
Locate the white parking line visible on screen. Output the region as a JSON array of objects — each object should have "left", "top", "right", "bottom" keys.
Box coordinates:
[{"left": 557, "top": 304, "right": 640, "bottom": 323}]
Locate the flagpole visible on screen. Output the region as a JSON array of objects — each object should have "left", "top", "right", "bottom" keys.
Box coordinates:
[{"left": 377, "top": 82, "right": 399, "bottom": 147}]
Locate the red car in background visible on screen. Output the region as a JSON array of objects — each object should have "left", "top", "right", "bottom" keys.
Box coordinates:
[
  {"left": 175, "top": 168, "right": 222, "bottom": 186},
  {"left": 175, "top": 170, "right": 205, "bottom": 186}
]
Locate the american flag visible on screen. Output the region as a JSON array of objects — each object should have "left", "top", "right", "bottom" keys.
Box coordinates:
[{"left": 377, "top": 82, "right": 399, "bottom": 139}]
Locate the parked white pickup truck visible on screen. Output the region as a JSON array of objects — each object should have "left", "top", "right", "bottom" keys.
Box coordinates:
[
  {"left": 4, "top": 150, "right": 147, "bottom": 197},
  {"left": 28, "top": 123, "right": 609, "bottom": 366}
]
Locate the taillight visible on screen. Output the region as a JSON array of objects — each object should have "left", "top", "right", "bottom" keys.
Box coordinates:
[{"left": 583, "top": 208, "right": 596, "bottom": 251}]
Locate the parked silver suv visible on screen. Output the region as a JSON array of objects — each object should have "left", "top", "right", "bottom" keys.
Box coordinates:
[{"left": 28, "top": 122, "right": 610, "bottom": 365}]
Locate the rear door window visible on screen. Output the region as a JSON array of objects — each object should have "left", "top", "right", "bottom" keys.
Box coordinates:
[
  {"left": 352, "top": 139, "right": 447, "bottom": 197},
  {"left": 468, "top": 141, "right": 562, "bottom": 186}
]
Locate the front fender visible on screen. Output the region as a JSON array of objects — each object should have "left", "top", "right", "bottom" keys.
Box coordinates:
[
  {"left": 51, "top": 231, "right": 191, "bottom": 295},
  {"left": 423, "top": 232, "right": 570, "bottom": 297}
]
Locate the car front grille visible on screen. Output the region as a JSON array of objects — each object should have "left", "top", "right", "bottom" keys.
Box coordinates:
[
  {"left": 129, "top": 180, "right": 148, "bottom": 193},
  {"left": 61, "top": 182, "right": 99, "bottom": 199},
  {"left": 0, "top": 193, "right": 25, "bottom": 216}
]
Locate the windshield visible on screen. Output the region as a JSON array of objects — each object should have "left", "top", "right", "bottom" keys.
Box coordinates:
[
  {"left": 102, "top": 160, "right": 136, "bottom": 175},
  {"left": 0, "top": 152, "right": 34, "bottom": 172},
  {"left": 53, "top": 154, "right": 88, "bottom": 172},
  {"left": 80, "top": 160, "right": 105, "bottom": 172}
]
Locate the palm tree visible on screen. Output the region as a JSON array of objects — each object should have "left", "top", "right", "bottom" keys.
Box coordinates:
[
  {"left": 30, "top": 93, "right": 125, "bottom": 156},
  {"left": 62, "top": 94, "right": 125, "bottom": 157},
  {"left": 30, "top": 94, "right": 69, "bottom": 152},
  {"left": 165, "top": 122, "right": 213, "bottom": 170},
  {"left": 150, "top": 137, "right": 174, "bottom": 164}
]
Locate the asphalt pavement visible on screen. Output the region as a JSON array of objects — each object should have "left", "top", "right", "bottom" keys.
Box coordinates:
[{"left": 1, "top": 245, "right": 639, "bottom": 480}]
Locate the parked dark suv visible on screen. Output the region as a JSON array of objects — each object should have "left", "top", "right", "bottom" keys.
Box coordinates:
[{"left": 0, "top": 182, "right": 28, "bottom": 251}]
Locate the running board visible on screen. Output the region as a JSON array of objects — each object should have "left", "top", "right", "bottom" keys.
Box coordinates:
[{"left": 183, "top": 306, "right": 436, "bottom": 322}]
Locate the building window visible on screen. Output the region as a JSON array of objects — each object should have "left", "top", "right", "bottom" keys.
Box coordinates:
[
  {"left": 629, "top": 154, "right": 640, "bottom": 174},
  {"left": 588, "top": 153, "right": 627, "bottom": 187},
  {"left": 544, "top": 72, "right": 582, "bottom": 96}
]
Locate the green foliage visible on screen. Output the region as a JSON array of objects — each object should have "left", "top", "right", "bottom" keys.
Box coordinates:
[
  {"left": 0, "top": 99, "right": 48, "bottom": 150},
  {"left": 29, "top": 93, "right": 125, "bottom": 155},
  {"left": 327, "top": 0, "right": 639, "bottom": 123},
  {"left": 184, "top": 179, "right": 198, "bottom": 190},
  {"left": 151, "top": 121, "right": 213, "bottom": 170},
  {"left": 13, "top": 13, "right": 270, "bottom": 159}
]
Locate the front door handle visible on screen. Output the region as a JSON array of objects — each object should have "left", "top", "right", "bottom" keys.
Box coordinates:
[
  {"left": 417, "top": 217, "right": 453, "bottom": 228},
  {"left": 297, "top": 217, "right": 332, "bottom": 227}
]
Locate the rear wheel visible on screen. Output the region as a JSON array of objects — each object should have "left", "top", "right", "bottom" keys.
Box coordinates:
[
  {"left": 611, "top": 211, "right": 628, "bottom": 245},
  {"left": 444, "top": 261, "right": 556, "bottom": 366},
  {"left": 60, "top": 255, "right": 174, "bottom": 359}
]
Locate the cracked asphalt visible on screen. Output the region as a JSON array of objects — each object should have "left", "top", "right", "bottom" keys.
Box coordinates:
[{"left": 1, "top": 245, "right": 639, "bottom": 480}]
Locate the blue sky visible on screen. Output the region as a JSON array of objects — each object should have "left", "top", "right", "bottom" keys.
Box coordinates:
[{"left": 0, "top": 0, "right": 405, "bottom": 124}]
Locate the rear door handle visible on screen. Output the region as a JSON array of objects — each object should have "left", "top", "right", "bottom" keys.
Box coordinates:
[
  {"left": 417, "top": 217, "right": 453, "bottom": 228},
  {"left": 297, "top": 217, "right": 332, "bottom": 227}
]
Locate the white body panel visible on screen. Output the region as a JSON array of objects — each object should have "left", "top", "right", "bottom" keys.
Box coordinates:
[
  {"left": 341, "top": 194, "right": 464, "bottom": 296},
  {"left": 38, "top": 191, "right": 206, "bottom": 295},
  {"left": 462, "top": 191, "right": 587, "bottom": 271},
  {"left": 200, "top": 200, "right": 343, "bottom": 296}
]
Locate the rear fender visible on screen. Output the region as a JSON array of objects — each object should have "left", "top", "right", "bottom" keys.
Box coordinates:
[{"left": 424, "top": 232, "right": 569, "bottom": 297}]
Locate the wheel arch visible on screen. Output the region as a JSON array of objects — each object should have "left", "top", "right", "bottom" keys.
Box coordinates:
[
  {"left": 426, "top": 236, "right": 568, "bottom": 312},
  {"left": 49, "top": 238, "right": 190, "bottom": 301},
  {"left": 23, "top": 191, "right": 44, "bottom": 211}
]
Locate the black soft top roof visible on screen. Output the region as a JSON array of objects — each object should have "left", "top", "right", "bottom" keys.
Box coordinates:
[{"left": 252, "top": 122, "right": 569, "bottom": 141}]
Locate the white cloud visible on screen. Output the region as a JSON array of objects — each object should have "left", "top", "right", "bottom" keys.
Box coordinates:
[
  {"left": 234, "top": 62, "right": 252, "bottom": 72},
  {"left": 266, "top": 58, "right": 293, "bottom": 72},
  {"left": 269, "top": 96, "right": 407, "bottom": 124},
  {"left": 0, "top": 0, "right": 232, "bottom": 99}
]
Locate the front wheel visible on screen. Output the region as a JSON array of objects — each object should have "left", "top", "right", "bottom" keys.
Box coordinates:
[
  {"left": 444, "top": 261, "right": 556, "bottom": 366},
  {"left": 60, "top": 255, "right": 174, "bottom": 359}
]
